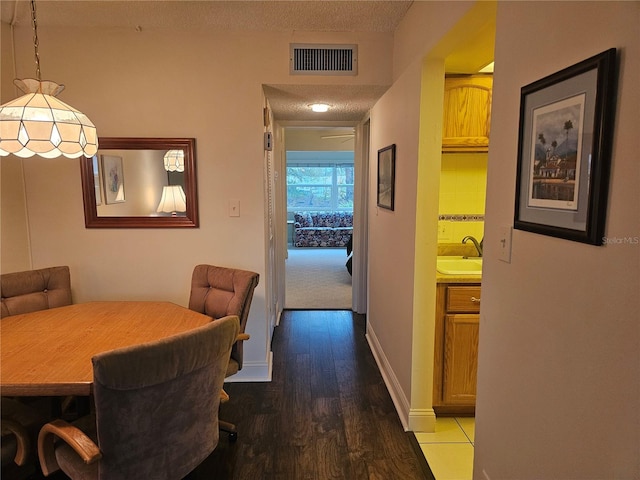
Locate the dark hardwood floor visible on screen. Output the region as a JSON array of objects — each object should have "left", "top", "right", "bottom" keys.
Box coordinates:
[
  {"left": 191, "top": 309, "right": 434, "bottom": 480},
  {"left": 25, "top": 310, "right": 434, "bottom": 479}
]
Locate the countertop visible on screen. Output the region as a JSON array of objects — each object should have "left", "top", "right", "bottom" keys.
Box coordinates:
[{"left": 436, "top": 272, "right": 482, "bottom": 284}]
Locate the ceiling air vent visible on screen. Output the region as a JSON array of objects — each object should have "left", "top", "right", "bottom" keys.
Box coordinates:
[{"left": 290, "top": 44, "right": 358, "bottom": 76}]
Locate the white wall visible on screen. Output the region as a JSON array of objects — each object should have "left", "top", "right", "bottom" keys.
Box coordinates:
[
  {"left": 1, "top": 23, "right": 31, "bottom": 271},
  {"left": 368, "top": 59, "right": 422, "bottom": 421},
  {"left": 1, "top": 21, "right": 394, "bottom": 381},
  {"left": 366, "top": 0, "right": 493, "bottom": 431},
  {"left": 475, "top": 2, "right": 639, "bottom": 479}
]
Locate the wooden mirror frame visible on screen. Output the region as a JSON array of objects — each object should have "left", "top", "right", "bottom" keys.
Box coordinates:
[{"left": 80, "top": 137, "right": 199, "bottom": 228}]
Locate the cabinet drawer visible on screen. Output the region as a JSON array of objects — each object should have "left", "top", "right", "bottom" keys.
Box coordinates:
[{"left": 447, "top": 286, "right": 481, "bottom": 313}]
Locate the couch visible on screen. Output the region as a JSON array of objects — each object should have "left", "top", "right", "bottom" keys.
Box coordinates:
[{"left": 293, "top": 211, "right": 353, "bottom": 247}]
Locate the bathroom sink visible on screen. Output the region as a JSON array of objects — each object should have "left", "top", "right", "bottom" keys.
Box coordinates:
[{"left": 436, "top": 256, "right": 483, "bottom": 275}]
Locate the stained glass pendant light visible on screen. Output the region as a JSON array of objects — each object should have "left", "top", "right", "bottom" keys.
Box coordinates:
[
  {"left": 0, "top": 0, "right": 97, "bottom": 158},
  {"left": 163, "top": 149, "right": 185, "bottom": 172}
]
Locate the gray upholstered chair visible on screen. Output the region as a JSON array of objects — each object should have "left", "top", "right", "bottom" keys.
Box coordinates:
[
  {"left": 0, "top": 266, "right": 72, "bottom": 318},
  {"left": 188, "top": 264, "right": 259, "bottom": 440},
  {"left": 37, "top": 315, "right": 240, "bottom": 479},
  {"left": 1, "top": 266, "right": 78, "bottom": 419}
]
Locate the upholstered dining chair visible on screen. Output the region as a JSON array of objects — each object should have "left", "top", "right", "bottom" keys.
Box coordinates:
[
  {"left": 1, "top": 266, "right": 79, "bottom": 420},
  {"left": 188, "top": 264, "right": 260, "bottom": 440},
  {"left": 0, "top": 266, "right": 72, "bottom": 318},
  {"left": 37, "top": 315, "right": 240, "bottom": 479}
]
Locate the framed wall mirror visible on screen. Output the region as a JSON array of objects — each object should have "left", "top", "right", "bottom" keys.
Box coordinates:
[{"left": 80, "top": 137, "right": 199, "bottom": 228}]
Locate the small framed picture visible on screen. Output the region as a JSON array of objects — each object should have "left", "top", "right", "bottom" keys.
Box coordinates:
[
  {"left": 101, "top": 155, "right": 125, "bottom": 204},
  {"left": 514, "top": 48, "right": 617, "bottom": 245},
  {"left": 377, "top": 144, "right": 396, "bottom": 211},
  {"left": 92, "top": 155, "right": 102, "bottom": 206}
]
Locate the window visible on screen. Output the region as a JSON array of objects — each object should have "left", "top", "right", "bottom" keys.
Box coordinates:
[{"left": 286, "top": 152, "right": 354, "bottom": 211}]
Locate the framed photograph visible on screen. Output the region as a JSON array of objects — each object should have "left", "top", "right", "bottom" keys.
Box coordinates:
[
  {"left": 514, "top": 48, "right": 617, "bottom": 245},
  {"left": 101, "top": 155, "right": 126, "bottom": 204},
  {"left": 92, "top": 155, "right": 102, "bottom": 206},
  {"left": 377, "top": 144, "right": 396, "bottom": 211}
]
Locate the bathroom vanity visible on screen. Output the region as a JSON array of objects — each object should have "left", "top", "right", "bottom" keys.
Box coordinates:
[{"left": 433, "top": 273, "right": 481, "bottom": 416}]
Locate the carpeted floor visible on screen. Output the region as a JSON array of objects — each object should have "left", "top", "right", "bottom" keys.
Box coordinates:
[{"left": 285, "top": 247, "right": 352, "bottom": 310}]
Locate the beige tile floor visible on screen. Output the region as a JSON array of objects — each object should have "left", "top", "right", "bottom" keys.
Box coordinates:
[{"left": 416, "top": 417, "right": 475, "bottom": 480}]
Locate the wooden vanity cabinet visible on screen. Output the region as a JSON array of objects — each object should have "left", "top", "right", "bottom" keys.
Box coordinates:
[{"left": 433, "top": 283, "right": 481, "bottom": 415}]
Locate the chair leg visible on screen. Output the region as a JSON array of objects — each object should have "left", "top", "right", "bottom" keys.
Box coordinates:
[{"left": 219, "top": 420, "right": 238, "bottom": 442}]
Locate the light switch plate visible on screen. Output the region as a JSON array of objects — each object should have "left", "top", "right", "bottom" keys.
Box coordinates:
[{"left": 498, "top": 225, "right": 512, "bottom": 263}]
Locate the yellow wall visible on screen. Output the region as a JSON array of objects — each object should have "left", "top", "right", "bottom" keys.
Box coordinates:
[{"left": 438, "top": 153, "right": 487, "bottom": 243}]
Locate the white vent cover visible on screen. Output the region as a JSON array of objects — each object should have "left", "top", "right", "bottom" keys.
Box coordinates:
[{"left": 290, "top": 44, "right": 357, "bottom": 76}]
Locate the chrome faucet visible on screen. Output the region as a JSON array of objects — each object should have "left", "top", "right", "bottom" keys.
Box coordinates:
[{"left": 462, "top": 235, "right": 483, "bottom": 257}]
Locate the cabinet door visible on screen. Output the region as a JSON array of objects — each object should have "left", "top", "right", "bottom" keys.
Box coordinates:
[
  {"left": 443, "top": 314, "right": 479, "bottom": 405},
  {"left": 442, "top": 75, "right": 492, "bottom": 153}
]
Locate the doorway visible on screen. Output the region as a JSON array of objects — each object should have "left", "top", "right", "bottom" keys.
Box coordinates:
[{"left": 283, "top": 126, "right": 355, "bottom": 310}]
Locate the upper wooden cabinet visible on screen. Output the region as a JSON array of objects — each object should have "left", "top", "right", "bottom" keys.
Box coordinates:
[{"left": 442, "top": 75, "right": 493, "bottom": 153}]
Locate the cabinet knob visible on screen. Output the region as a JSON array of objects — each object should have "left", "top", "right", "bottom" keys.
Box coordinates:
[{"left": 471, "top": 296, "right": 481, "bottom": 303}]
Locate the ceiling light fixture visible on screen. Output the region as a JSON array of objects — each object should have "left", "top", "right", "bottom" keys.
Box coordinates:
[
  {"left": 163, "top": 149, "right": 185, "bottom": 172},
  {"left": 478, "top": 61, "right": 494, "bottom": 74},
  {"left": 310, "top": 103, "right": 330, "bottom": 113},
  {"left": 0, "top": 0, "right": 98, "bottom": 159}
]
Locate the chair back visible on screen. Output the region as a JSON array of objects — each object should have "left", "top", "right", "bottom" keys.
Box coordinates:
[
  {"left": 188, "top": 264, "right": 259, "bottom": 372},
  {"left": 0, "top": 266, "right": 72, "bottom": 318},
  {"left": 91, "top": 315, "right": 239, "bottom": 480}
]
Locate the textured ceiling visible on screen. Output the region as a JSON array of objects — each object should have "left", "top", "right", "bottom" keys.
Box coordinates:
[
  {"left": 1, "top": 1, "right": 413, "bottom": 123},
  {"left": 263, "top": 84, "right": 391, "bottom": 122},
  {"left": 1, "top": 1, "right": 412, "bottom": 32}
]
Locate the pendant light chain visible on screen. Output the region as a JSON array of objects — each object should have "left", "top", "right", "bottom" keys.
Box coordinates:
[{"left": 30, "top": 0, "right": 41, "bottom": 82}]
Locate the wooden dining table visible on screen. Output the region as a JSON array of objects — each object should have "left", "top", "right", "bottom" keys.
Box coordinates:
[{"left": 0, "top": 301, "right": 213, "bottom": 397}]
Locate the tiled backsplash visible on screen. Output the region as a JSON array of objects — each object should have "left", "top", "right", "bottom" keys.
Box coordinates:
[{"left": 438, "top": 217, "right": 484, "bottom": 244}]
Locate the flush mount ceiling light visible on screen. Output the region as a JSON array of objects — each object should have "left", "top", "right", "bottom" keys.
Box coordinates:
[
  {"left": 0, "top": 0, "right": 98, "bottom": 159},
  {"left": 478, "top": 61, "right": 494, "bottom": 73},
  {"left": 310, "top": 103, "right": 330, "bottom": 113},
  {"left": 163, "top": 149, "right": 185, "bottom": 172}
]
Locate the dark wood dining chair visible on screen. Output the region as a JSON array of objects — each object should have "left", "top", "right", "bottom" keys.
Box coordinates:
[
  {"left": 1, "top": 397, "right": 47, "bottom": 480},
  {"left": 188, "top": 264, "right": 259, "bottom": 440},
  {"left": 37, "top": 315, "right": 240, "bottom": 479}
]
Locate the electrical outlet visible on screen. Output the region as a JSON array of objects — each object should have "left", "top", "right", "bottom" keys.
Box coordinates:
[
  {"left": 498, "top": 225, "right": 512, "bottom": 263},
  {"left": 438, "top": 221, "right": 452, "bottom": 242},
  {"left": 229, "top": 199, "right": 240, "bottom": 217}
]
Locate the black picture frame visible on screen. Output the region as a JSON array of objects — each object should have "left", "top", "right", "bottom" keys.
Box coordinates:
[
  {"left": 514, "top": 48, "right": 617, "bottom": 245},
  {"left": 377, "top": 144, "right": 396, "bottom": 211}
]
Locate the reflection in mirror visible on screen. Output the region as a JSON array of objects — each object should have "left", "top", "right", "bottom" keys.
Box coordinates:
[{"left": 81, "top": 138, "right": 199, "bottom": 228}]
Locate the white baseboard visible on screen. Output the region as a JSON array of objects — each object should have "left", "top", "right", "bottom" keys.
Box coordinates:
[
  {"left": 408, "top": 408, "right": 437, "bottom": 433},
  {"left": 365, "top": 325, "right": 411, "bottom": 430},
  {"left": 226, "top": 351, "right": 273, "bottom": 382}
]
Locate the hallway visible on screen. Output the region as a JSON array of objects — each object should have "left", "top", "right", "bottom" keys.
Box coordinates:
[{"left": 193, "top": 309, "right": 434, "bottom": 479}]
